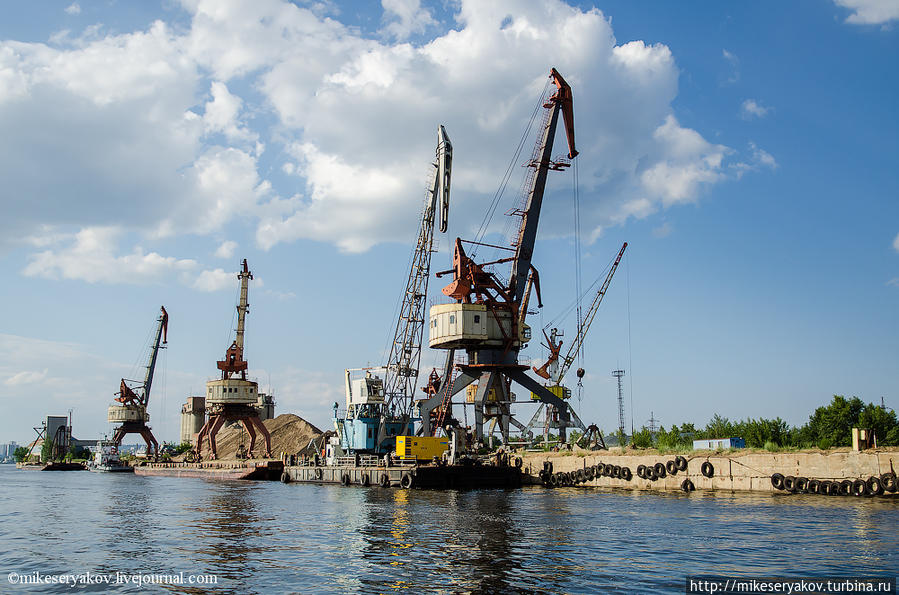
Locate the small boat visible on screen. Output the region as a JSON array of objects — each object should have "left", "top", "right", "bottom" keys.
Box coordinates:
[{"left": 87, "top": 441, "right": 133, "bottom": 473}]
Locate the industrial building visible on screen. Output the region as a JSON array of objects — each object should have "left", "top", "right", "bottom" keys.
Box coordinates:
[{"left": 693, "top": 437, "right": 746, "bottom": 450}]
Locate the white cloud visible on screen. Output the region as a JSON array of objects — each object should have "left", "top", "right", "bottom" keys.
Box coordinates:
[
  {"left": 65, "top": 3, "right": 81, "bottom": 16},
  {"left": 750, "top": 142, "right": 778, "bottom": 170},
  {"left": 730, "top": 142, "right": 778, "bottom": 178},
  {"left": 893, "top": 232, "right": 899, "bottom": 252},
  {"left": 640, "top": 115, "right": 728, "bottom": 206},
  {"left": 214, "top": 240, "right": 237, "bottom": 259},
  {"left": 22, "top": 227, "right": 197, "bottom": 284},
  {"left": 5, "top": 369, "right": 49, "bottom": 386},
  {"left": 192, "top": 268, "right": 236, "bottom": 292},
  {"left": 201, "top": 81, "right": 257, "bottom": 144},
  {"left": 722, "top": 49, "right": 739, "bottom": 84},
  {"left": 3, "top": 0, "right": 754, "bottom": 266},
  {"left": 834, "top": 0, "right": 899, "bottom": 25},
  {"left": 381, "top": 0, "right": 437, "bottom": 40},
  {"left": 741, "top": 99, "right": 771, "bottom": 119}
]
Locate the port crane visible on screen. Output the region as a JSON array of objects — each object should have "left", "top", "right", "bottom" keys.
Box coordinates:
[
  {"left": 195, "top": 259, "right": 272, "bottom": 460},
  {"left": 336, "top": 126, "right": 452, "bottom": 455},
  {"left": 526, "top": 241, "right": 628, "bottom": 443},
  {"left": 427, "top": 68, "right": 580, "bottom": 445},
  {"left": 107, "top": 306, "right": 167, "bottom": 458}
]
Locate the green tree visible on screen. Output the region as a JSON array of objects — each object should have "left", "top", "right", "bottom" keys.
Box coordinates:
[
  {"left": 41, "top": 439, "right": 54, "bottom": 463},
  {"left": 13, "top": 446, "right": 29, "bottom": 462},
  {"left": 803, "top": 395, "right": 864, "bottom": 448},
  {"left": 631, "top": 426, "right": 652, "bottom": 448},
  {"left": 705, "top": 414, "right": 734, "bottom": 439},
  {"left": 858, "top": 403, "right": 899, "bottom": 446}
]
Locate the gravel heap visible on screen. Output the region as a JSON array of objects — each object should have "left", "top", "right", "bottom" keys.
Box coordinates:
[{"left": 210, "top": 413, "right": 324, "bottom": 460}]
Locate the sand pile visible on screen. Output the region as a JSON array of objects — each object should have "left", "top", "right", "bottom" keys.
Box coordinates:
[{"left": 210, "top": 413, "right": 324, "bottom": 460}]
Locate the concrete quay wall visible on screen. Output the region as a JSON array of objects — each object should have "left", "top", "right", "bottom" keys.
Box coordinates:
[{"left": 521, "top": 450, "right": 899, "bottom": 493}]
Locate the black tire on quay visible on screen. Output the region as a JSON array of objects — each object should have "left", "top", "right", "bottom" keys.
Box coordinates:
[
  {"left": 675, "top": 455, "right": 688, "bottom": 472},
  {"left": 341, "top": 473, "right": 351, "bottom": 486},
  {"left": 647, "top": 467, "right": 658, "bottom": 481},
  {"left": 840, "top": 479, "right": 853, "bottom": 496},
  {"left": 595, "top": 463, "right": 605, "bottom": 476},
  {"left": 795, "top": 477, "right": 810, "bottom": 493},
  {"left": 280, "top": 472, "right": 291, "bottom": 484},
  {"left": 621, "top": 467, "right": 632, "bottom": 481},
  {"left": 701, "top": 461, "right": 714, "bottom": 478},
  {"left": 360, "top": 473, "right": 370, "bottom": 487},
  {"left": 654, "top": 463, "right": 667, "bottom": 478},
  {"left": 881, "top": 472, "right": 897, "bottom": 493},
  {"left": 613, "top": 465, "right": 621, "bottom": 478},
  {"left": 380, "top": 473, "right": 391, "bottom": 488},
  {"left": 807, "top": 479, "right": 820, "bottom": 494},
  {"left": 315, "top": 468, "right": 323, "bottom": 480},
  {"left": 819, "top": 480, "right": 832, "bottom": 495},
  {"left": 400, "top": 473, "right": 414, "bottom": 489},
  {"left": 852, "top": 479, "right": 867, "bottom": 497},
  {"left": 783, "top": 476, "right": 797, "bottom": 492},
  {"left": 637, "top": 465, "right": 646, "bottom": 479},
  {"left": 544, "top": 461, "right": 554, "bottom": 475},
  {"left": 681, "top": 478, "right": 695, "bottom": 492},
  {"left": 586, "top": 466, "right": 596, "bottom": 480},
  {"left": 866, "top": 476, "right": 884, "bottom": 497},
  {"left": 515, "top": 457, "right": 523, "bottom": 469},
  {"left": 604, "top": 464, "right": 613, "bottom": 477},
  {"left": 666, "top": 460, "right": 678, "bottom": 476},
  {"left": 549, "top": 473, "right": 559, "bottom": 487},
  {"left": 771, "top": 473, "right": 785, "bottom": 490},
  {"left": 577, "top": 469, "right": 587, "bottom": 483}
]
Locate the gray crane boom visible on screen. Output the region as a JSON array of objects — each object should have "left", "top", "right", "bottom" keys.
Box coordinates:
[
  {"left": 383, "top": 125, "right": 453, "bottom": 414},
  {"left": 141, "top": 306, "right": 168, "bottom": 406},
  {"left": 556, "top": 242, "right": 627, "bottom": 384}
]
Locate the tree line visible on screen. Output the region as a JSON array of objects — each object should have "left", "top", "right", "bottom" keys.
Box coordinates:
[{"left": 627, "top": 395, "right": 898, "bottom": 450}]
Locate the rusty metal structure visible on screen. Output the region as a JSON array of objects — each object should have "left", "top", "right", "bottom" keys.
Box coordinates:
[
  {"left": 107, "top": 307, "right": 167, "bottom": 458},
  {"left": 195, "top": 259, "right": 272, "bottom": 460},
  {"left": 425, "top": 68, "right": 580, "bottom": 445}
]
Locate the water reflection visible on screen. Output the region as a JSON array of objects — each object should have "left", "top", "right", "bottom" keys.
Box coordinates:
[{"left": 2, "top": 466, "right": 899, "bottom": 595}]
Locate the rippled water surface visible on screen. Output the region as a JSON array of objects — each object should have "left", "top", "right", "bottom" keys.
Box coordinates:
[{"left": 1, "top": 465, "right": 897, "bottom": 593}]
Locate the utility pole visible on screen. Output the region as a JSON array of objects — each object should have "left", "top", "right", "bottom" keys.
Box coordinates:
[
  {"left": 612, "top": 369, "right": 625, "bottom": 439},
  {"left": 648, "top": 411, "right": 658, "bottom": 435}
]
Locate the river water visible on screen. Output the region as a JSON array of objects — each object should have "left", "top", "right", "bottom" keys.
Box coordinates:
[{"left": 1, "top": 464, "right": 896, "bottom": 593}]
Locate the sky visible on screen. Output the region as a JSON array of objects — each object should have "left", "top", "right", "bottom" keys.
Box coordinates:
[{"left": 0, "top": 0, "right": 897, "bottom": 445}]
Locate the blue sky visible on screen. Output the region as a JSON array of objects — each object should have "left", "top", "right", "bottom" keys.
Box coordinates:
[{"left": 0, "top": 0, "right": 896, "bottom": 445}]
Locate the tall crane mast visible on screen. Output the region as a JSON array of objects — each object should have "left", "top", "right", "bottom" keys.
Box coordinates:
[
  {"left": 217, "top": 259, "right": 252, "bottom": 380},
  {"left": 382, "top": 125, "right": 453, "bottom": 418}
]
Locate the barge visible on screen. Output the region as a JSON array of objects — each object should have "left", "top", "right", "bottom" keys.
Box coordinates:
[
  {"left": 281, "top": 453, "right": 523, "bottom": 489},
  {"left": 133, "top": 459, "right": 283, "bottom": 481}
]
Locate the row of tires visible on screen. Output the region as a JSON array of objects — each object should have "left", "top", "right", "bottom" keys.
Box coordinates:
[
  {"left": 771, "top": 471, "right": 897, "bottom": 497},
  {"left": 541, "top": 456, "right": 711, "bottom": 492},
  {"left": 281, "top": 470, "right": 414, "bottom": 489}
]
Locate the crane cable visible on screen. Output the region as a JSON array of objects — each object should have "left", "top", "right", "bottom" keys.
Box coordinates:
[
  {"left": 573, "top": 158, "right": 583, "bottom": 373},
  {"left": 471, "top": 78, "right": 551, "bottom": 260}
]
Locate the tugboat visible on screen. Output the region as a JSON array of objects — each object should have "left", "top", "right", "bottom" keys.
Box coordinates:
[{"left": 87, "top": 440, "right": 133, "bottom": 473}]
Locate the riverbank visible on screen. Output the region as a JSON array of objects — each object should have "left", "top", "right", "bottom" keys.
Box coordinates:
[{"left": 522, "top": 448, "right": 898, "bottom": 496}]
